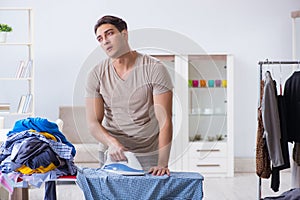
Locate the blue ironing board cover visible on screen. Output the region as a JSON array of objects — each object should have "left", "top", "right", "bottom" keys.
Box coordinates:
[{"left": 77, "top": 167, "right": 204, "bottom": 200}]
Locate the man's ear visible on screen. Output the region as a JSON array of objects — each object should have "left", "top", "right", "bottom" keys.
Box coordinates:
[{"left": 121, "top": 30, "right": 128, "bottom": 37}]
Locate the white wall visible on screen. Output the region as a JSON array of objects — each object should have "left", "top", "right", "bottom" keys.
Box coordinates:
[{"left": 1, "top": 0, "right": 299, "bottom": 158}]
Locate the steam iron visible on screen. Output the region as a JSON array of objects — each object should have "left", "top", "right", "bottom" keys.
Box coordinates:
[{"left": 102, "top": 151, "right": 145, "bottom": 176}]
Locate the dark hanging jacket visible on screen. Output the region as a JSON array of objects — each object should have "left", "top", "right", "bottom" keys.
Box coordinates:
[{"left": 284, "top": 71, "right": 300, "bottom": 142}]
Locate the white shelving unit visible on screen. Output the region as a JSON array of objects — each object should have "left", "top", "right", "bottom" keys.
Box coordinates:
[
  {"left": 0, "top": 8, "right": 34, "bottom": 127},
  {"left": 153, "top": 54, "right": 234, "bottom": 177}
]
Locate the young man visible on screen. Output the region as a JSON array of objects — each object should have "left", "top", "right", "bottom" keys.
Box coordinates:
[{"left": 85, "top": 15, "right": 173, "bottom": 176}]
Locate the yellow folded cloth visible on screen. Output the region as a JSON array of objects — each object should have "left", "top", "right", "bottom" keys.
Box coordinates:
[{"left": 16, "top": 163, "right": 58, "bottom": 175}]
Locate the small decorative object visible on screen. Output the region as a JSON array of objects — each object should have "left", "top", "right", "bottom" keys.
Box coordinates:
[
  {"left": 189, "top": 134, "right": 202, "bottom": 141},
  {"left": 192, "top": 80, "right": 199, "bottom": 87},
  {"left": 200, "top": 80, "right": 206, "bottom": 87},
  {"left": 191, "top": 108, "right": 201, "bottom": 115},
  {"left": 203, "top": 108, "right": 213, "bottom": 115},
  {"left": 216, "top": 134, "right": 224, "bottom": 141},
  {"left": 214, "top": 107, "right": 222, "bottom": 114},
  {"left": 207, "top": 136, "right": 215, "bottom": 141},
  {"left": 208, "top": 80, "right": 214, "bottom": 87},
  {"left": 0, "top": 24, "right": 13, "bottom": 43},
  {"left": 222, "top": 80, "right": 227, "bottom": 88},
  {"left": 215, "top": 80, "right": 221, "bottom": 87},
  {"left": 188, "top": 80, "right": 193, "bottom": 87},
  {"left": 194, "top": 134, "right": 202, "bottom": 141}
]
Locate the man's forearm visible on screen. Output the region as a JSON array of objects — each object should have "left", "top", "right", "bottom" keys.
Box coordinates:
[
  {"left": 157, "top": 119, "right": 173, "bottom": 167},
  {"left": 88, "top": 120, "right": 113, "bottom": 145}
]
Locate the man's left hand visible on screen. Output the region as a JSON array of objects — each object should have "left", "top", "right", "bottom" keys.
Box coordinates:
[{"left": 148, "top": 166, "right": 170, "bottom": 176}]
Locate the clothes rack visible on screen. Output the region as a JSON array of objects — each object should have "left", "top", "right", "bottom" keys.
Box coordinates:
[
  {"left": 259, "top": 60, "right": 300, "bottom": 80},
  {"left": 258, "top": 60, "right": 300, "bottom": 200}
]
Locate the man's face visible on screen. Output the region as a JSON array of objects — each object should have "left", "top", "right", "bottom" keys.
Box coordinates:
[{"left": 96, "top": 24, "right": 129, "bottom": 58}]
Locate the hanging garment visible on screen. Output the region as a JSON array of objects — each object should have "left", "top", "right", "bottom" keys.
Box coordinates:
[
  {"left": 256, "top": 80, "right": 271, "bottom": 178},
  {"left": 276, "top": 95, "right": 290, "bottom": 170},
  {"left": 284, "top": 71, "right": 300, "bottom": 142},
  {"left": 261, "top": 72, "right": 284, "bottom": 167},
  {"left": 284, "top": 70, "right": 300, "bottom": 190},
  {"left": 270, "top": 95, "right": 290, "bottom": 192}
]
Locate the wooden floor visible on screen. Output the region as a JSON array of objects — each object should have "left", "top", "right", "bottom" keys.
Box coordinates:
[
  {"left": 203, "top": 172, "right": 291, "bottom": 200},
  {"left": 27, "top": 172, "right": 293, "bottom": 200}
]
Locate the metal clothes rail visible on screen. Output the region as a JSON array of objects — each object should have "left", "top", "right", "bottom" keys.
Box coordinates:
[
  {"left": 259, "top": 60, "right": 300, "bottom": 80},
  {"left": 257, "top": 60, "right": 300, "bottom": 200}
]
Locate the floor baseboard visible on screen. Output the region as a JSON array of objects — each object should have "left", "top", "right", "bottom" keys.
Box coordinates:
[
  {"left": 234, "top": 157, "right": 292, "bottom": 173},
  {"left": 234, "top": 157, "right": 256, "bottom": 173}
]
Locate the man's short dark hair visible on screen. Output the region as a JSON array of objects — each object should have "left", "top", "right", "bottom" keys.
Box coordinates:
[{"left": 94, "top": 15, "right": 127, "bottom": 34}]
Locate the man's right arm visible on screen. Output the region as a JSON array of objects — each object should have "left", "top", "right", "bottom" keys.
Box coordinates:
[{"left": 85, "top": 97, "right": 127, "bottom": 161}]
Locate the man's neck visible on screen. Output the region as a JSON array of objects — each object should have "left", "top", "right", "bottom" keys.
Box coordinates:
[
  {"left": 112, "top": 51, "right": 137, "bottom": 79},
  {"left": 112, "top": 51, "right": 137, "bottom": 70}
]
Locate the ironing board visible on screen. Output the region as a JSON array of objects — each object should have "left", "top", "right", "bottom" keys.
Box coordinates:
[{"left": 77, "top": 167, "right": 204, "bottom": 200}]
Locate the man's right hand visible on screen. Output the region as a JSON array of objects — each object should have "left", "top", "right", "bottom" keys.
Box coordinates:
[{"left": 107, "top": 139, "right": 128, "bottom": 162}]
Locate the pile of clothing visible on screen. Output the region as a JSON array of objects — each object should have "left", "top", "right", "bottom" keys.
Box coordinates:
[{"left": 0, "top": 117, "right": 77, "bottom": 194}]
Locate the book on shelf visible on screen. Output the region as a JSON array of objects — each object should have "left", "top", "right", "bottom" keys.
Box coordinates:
[
  {"left": 17, "top": 95, "right": 26, "bottom": 113},
  {"left": 17, "top": 94, "right": 32, "bottom": 114},
  {"left": 22, "top": 94, "right": 32, "bottom": 113},
  {"left": 15, "top": 59, "right": 33, "bottom": 78},
  {"left": 15, "top": 60, "right": 25, "bottom": 78},
  {"left": 22, "top": 60, "right": 33, "bottom": 78},
  {"left": 0, "top": 103, "right": 10, "bottom": 113}
]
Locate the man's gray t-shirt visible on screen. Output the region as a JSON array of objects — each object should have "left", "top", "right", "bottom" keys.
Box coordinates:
[{"left": 85, "top": 52, "right": 173, "bottom": 157}]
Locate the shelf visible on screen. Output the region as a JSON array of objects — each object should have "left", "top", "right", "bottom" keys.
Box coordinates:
[
  {"left": 0, "top": 112, "right": 33, "bottom": 116},
  {"left": 152, "top": 53, "right": 233, "bottom": 177},
  {"left": 188, "top": 54, "right": 228, "bottom": 61},
  {"left": 0, "top": 7, "right": 35, "bottom": 128},
  {"left": 185, "top": 54, "right": 233, "bottom": 177},
  {"left": 0, "top": 43, "right": 32, "bottom": 46},
  {"left": 0, "top": 78, "right": 32, "bottom": 81},
  {"left": 189, "top": 87, "right": 227, "bottom": 89},
  {"left": 0, "top": 7, "right": 32, "bottom": 11},
  {"left": 189, "top": 140, "right": 227, "bottom": 143},
  {"left": 189, "top": 113, "right": 227, "bottom": 116}
]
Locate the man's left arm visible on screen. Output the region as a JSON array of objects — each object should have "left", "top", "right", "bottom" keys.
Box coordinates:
[{"left": 149, "top": 90, "right": 173, "bottom": 176}]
